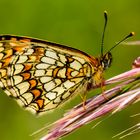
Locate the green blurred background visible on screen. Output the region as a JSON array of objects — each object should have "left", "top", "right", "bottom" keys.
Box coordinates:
[{"left": 0, "top": 0, "right": 140, "bottom": 140}]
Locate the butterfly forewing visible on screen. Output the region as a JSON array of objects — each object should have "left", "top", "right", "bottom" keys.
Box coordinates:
[{"left": 0, "top": 35, "right": 96, "bottom": 114}]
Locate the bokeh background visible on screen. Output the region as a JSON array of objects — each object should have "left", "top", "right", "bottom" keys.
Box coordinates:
[{"left": 0, "top": 0, "right": 140, "bottom": 140}]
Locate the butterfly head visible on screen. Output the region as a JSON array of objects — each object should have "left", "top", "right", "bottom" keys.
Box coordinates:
[{"left": 100, "top": 52, "right": 112, "bottom": 70}]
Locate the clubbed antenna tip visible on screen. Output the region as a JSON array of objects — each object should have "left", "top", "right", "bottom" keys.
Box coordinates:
[
  {"left": 104, "top": 11, "right": 108, "bottom": 20},
  {"left": 129, "top": 32, "right": 135, "bottom": 37}
]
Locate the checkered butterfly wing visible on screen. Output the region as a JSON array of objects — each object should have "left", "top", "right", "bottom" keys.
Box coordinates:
[{"left": 0, "top": 35, "right": 94, "bottom": 115}]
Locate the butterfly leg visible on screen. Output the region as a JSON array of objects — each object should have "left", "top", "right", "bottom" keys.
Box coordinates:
[
  {"left": 79, "top": 92, "right": 87, "bottom": 111},
  {"left": 101, "top": 79, "right": 108, "bottom": 100}
]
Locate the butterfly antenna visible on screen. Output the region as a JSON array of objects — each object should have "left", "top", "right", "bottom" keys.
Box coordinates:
[
  {"left": 108, "top": 32, "right": 135, "bottom": 53},
  {"left": 101, "top": 11, "right": 108, "bottom": 57}
]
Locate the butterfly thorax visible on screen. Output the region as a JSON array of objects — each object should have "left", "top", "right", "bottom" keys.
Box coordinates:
[{"left": 88, "top": 52, "right": 112, "bottom": 90}]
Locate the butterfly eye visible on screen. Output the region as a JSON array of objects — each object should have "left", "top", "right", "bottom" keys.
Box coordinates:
[{"left": 101, "top": 52, "right": 112, "bottom": 70}]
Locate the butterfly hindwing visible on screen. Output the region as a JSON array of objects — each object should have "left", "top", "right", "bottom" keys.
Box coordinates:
[{"left": 0, "top": 35, "right": 94, "bottom": 114}]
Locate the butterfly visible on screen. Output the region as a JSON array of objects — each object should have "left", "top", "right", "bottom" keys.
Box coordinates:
[{"left": 0, "top": 12, "right": 134, "bottom": 115}]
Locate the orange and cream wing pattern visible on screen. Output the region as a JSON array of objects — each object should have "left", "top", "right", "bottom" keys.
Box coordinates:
[{"left": 0, "top": 35, "right": 96, "bottom": 115}]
